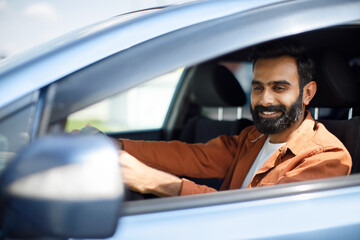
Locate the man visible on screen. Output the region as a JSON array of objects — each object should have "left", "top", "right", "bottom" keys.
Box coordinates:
[{"left": 118, "top": 41, "right": 352, "bottom": 197}]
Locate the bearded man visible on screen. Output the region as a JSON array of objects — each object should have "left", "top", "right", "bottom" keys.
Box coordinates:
[{"left": 118, "top": 41, "right": 352, "bottom": 197}]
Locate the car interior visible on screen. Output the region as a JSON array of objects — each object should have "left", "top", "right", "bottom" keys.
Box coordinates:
[{"left": 161, "top": 24, "right": 360, "bottom": 169}]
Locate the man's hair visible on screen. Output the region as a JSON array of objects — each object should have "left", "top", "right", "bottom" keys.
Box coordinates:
[{"left": 250, "top": 40, "right": 315, "bottom": 89}]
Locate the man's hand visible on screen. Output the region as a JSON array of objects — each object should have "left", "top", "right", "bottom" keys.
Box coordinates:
[{"left": 119, "top": 151, "right": 182, "bottom": 197}]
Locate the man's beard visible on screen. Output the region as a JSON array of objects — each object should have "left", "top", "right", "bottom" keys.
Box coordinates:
[{"left": 250, "top": 92, "right": 303, "bottom": 135}]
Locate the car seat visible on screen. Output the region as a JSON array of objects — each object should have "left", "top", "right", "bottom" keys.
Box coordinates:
[
  {"left": 309, "top": 51, "right": 360, "bottom": 174},
  {"left": 180, "top": 62, "right": 253, "bottom": 144}
]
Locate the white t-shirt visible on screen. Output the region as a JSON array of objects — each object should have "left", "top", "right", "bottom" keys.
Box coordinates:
[{"left": 241, "top": 137, "right": 285, "bottom": 188}]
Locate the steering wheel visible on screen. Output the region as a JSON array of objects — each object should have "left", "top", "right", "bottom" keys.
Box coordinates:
[{"left": 124, "top": 186, "right": 158, "bottom": 201}]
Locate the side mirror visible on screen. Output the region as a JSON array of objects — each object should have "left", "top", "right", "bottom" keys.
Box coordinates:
[{"left": 1, "top": 135, "right": 123, "bottom": 238}]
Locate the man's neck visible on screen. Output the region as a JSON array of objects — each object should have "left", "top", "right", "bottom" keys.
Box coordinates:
[{"left": 268, "top": 112, "right": 306, "bottom": 144}]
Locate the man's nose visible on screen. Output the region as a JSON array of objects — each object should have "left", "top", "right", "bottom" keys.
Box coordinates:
[{"left": 259, "top": 89, "right": 274, "bottom": 106}]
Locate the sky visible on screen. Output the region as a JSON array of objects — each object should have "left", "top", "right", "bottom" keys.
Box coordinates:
[{"left": 0, "top": 0, "right": 194, "bottom": 59}]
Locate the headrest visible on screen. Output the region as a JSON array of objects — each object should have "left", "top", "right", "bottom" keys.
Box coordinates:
[
  {"left": 309, "top": 51, "right": 360, "bottom": 108},
  {"left": 191, "top": 63, "right": 247, "bottom": 107}
]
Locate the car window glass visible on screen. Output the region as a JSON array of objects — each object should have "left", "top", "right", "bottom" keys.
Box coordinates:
[
  {"left": 65, "top": 68, "right": 184, "bottom": 132},
  {"left": 0, "top": 102, "right": 36, "bottom": 175}
]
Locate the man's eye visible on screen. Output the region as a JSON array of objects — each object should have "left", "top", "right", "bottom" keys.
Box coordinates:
[
  {"left": 273, "top": 86, "right": 286, "bottom": 91},
  {"left": 253, "top": 86, "right": 263, "bottom": 91}
]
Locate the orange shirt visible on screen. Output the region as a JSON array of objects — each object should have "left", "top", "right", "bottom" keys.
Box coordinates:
[{"left": 122, "top": 112, "right": 352, "bottom": 196}]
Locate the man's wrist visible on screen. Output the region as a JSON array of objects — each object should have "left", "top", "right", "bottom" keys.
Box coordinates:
[{"left": 148, "top": 170, "right": 182, "bottom": 197}]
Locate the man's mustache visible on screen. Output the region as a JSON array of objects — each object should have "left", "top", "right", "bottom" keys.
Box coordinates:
[{"left": 253, "top": 105, "right": 286, "bottom": 114}]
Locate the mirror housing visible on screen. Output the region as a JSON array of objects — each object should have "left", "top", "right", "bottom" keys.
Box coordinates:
[{"left": 0, "top": 135, "right": 123, "bottom": 238}]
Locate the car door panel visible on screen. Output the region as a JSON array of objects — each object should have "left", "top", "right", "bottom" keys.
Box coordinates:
[{"left": 89, "top": 176, "right": 360, "bottom": 240}]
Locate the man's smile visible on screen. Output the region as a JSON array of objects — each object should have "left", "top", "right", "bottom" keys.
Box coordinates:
[{"left": 258, "top": 111, "right": 282, "bottom": 118}]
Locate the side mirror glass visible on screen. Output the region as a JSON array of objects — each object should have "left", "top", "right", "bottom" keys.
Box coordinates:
[{"left": 1, "top": 135, "right": 123, "bottom": 238}]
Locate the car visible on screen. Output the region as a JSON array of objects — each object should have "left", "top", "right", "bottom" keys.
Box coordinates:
[{"left": 1, "top": 0, "right": 360, "bottom": 239}]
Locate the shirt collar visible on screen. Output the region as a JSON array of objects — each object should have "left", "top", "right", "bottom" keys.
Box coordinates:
[{"left": 285, "top": 111, "right": 316, "bottom": 155}]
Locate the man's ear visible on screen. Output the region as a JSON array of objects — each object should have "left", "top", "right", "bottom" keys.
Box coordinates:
[{"left": 302, "top": 81, "right": 317, "bottom": 106}]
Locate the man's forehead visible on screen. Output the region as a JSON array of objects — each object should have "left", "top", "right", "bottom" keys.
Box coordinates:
[
  {"left": 254, "top": 56, "right": 297, "bottom": 69},
  {"left": 253, "top": 56, "right": 299, "bottom": 85}
]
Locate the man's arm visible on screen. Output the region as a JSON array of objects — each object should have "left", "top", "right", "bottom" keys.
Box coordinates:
[
  {"left": 119, "top": 151, "right": 219, "bottom": 197},
  {"left": 117, "top": 133, "right": 245, "bottom": 197},
  {"left": 120, "top": 136, "right": 240, "bottom": 179}
]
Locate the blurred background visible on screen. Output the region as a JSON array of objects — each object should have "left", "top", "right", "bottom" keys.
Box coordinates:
[{"left": 0, "top": 0, "right": 195, "bottom": 59}]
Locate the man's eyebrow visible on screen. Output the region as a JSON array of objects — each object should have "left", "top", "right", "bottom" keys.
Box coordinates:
[
  {"left": 270, "top": 80, "right": 291, "bottom": 85},
  {"left": 251, "top": 80, "right": 291, "bottom": 85},
  {"left": 251, "top": 80, "right": 262, "bottom": 85}
]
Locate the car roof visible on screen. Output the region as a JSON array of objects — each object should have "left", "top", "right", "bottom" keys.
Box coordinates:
[{"left": 0, "top": 0, "right": 287, "bottom": 109}]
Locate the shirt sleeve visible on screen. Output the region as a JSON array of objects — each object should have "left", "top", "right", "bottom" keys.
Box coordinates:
[
  {"left": 180, "top": 178, "right": 218, "bottom": 195},
  {"left": 276, "top": 146, "right": 352, "bottom": 184},
  {"left": 121, "top": 135, "right": 240, "bottom": 179}
]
